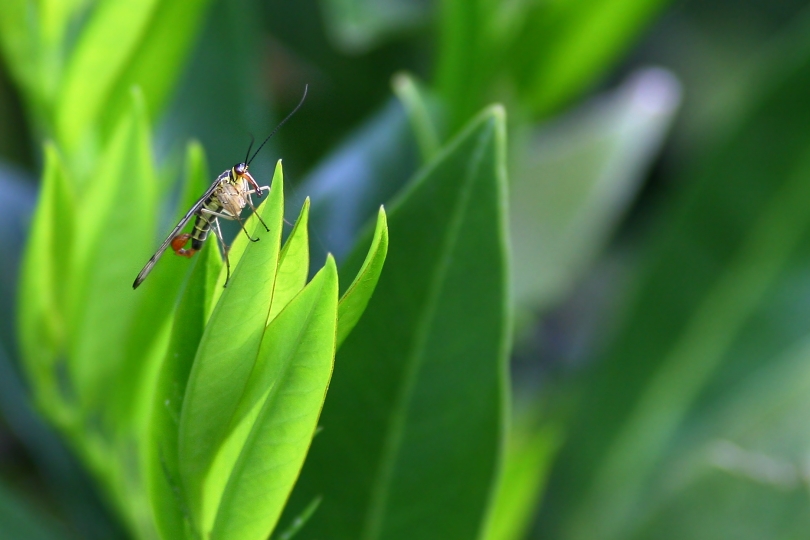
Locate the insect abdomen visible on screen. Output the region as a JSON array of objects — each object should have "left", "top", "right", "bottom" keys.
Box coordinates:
[{"left": 191, "top": 198, "right": 223, "bottom": 249}]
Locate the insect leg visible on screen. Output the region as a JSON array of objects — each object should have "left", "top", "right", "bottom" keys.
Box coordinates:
[
  {"left": 200, "top": 208, "right": 260, "bottom": 242},
  {"left": 212, "top": 217, "right": 231, "bottom": 287},
  {"left": 245, "top": 191, "right": 270, "bottom": 232}
]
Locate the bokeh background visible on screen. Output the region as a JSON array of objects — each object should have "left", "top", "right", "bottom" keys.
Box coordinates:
[{"left": 2, "top": 0, "right": 810, "bottom": 538}]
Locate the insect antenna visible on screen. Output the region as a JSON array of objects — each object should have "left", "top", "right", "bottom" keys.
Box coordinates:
[
  {"left": 243, "top": 133, "right": 255, "bottom": 165},
  {"left": 247, "top": 84, "right": 309, "bottom": 166}
]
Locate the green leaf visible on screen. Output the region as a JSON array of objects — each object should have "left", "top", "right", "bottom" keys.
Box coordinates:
[
  {"left": 146, "top": 239, "right": 221, "bottom": 540},
  {"left": 335, "top": 205, "right": 388, "bottom": 349},
  {"left": 177, "top": 163, "right": 285, "bottom": 530},
  {"left": 512, "top": 0, "right": 671, "bottom": 116},
  {"left": 0, "top": 479, "right": 68, "bottom": 540},
  {"left": 511, "top": 68, "right": 681, "bottom": 313},
  {"left": 392, "top": 72, "right": 442, "bottom": 164},
  {"left": 66, "top": 89, "right": 158, "bottom": 414},
  {"left": 17, "top": 142, "right": 75, "bottom": 423},
  {"left": 268, "top": 197, "right": 311, "bottom": 324},
  {"left": 0, "top": 0, "right": 39, "bottom": 99},
  {"left": 435, "top": 0, "right": 500, "bottom": 130},
  {"left": 100, "top": 0, "right": 213, "bottom": 139},
  {"left": 55, "top": 0, "right": 211, "bottom": 153},
  {"left": 284, "top": 105, "right": 511, "bottom": 539},
  {"left": 634, "top": 337, "right": 810, "bottom": 540},
  {"left": 482, "top": 414, "right": 562, "bottom": 540},
  {"left": 207, "top": 256, "right": 338, "bottom": 540},
  {"left": 320, "top": 0, "right": 430, "bottom": 52},
  {"left": 546, "top": 23, "right": 810, "bottom": 540},
  {"left": 273, "top": 497, "right": 322, "bottom": 540},
  {"left": 0, "top": 0, "right": 87, "bottom": 113},
  {"left": 55, "top": 0, "right": 160, "bottom": 151},
  {"left": 110, "top": 140, "right": 213, "bottom": 429},
  {"left": 210, "top": 162, "right": 285, "bottom": 302}
]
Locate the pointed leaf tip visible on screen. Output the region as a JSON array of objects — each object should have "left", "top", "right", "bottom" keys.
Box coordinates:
[{"left": 335, "top": 207, "right": 389, "bottom": 349}]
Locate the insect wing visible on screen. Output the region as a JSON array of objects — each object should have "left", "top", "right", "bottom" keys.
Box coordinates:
[{"left": 132, "top": 174, "right": 224, "bottom": 289}]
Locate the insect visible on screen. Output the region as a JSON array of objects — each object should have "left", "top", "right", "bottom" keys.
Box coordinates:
[{"left": 133, "top": 85, "right": 308, "bottom": 290}]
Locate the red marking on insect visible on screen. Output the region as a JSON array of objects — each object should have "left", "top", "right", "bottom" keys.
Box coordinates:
[{"left": 171, "top": 233, "right": 197, "bottom": 258}]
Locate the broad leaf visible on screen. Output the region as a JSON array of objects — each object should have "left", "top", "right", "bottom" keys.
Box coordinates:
[
  {"left": 177, "top": 163, "right": 284, "bottom": 529},
  {"left": 284, "top": 105, "right": 510, "bottom": 539},
  {"left": 208, "top": 256, "right": 338, "bottom": 540}
]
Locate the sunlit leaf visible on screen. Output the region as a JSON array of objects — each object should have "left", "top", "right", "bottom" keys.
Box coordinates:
[
  {"left": 335, "top": 205, "right": 388, "bottom": 349},
  {"left": 268, "top": 197, "right": 311, "bottom": 324},
  {"left": 146, "top": 239, "right": 221, "bottom": 540},
  {"left": 66, "top": 89, "right": 157, "bottom": 415},
  {"left": 55, "top": 0, "right": 160, "bottom": 151},
  {"left": 178, "top": 164, "right": 284, "bottom": 530},
  {"left": 207, "top": 257, "right": 338, "bottom": 540},
  {"left": 17, "top": 143, "right": 75, "bottom": 422}
]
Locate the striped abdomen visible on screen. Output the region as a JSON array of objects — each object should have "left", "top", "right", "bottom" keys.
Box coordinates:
[{"left": 190, "top": 197, "right": 224, "bottom": 250}]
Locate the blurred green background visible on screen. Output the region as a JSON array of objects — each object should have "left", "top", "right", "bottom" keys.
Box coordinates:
[{"left": 3, "top": 0, "right": 810, "bottom": 538}]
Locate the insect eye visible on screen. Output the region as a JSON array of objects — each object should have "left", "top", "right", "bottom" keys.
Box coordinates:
[{"left": 234, "top": 163, "right": 247, "bottom": 175}]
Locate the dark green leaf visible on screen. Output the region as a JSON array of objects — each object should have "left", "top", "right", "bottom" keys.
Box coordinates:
[
  {"left": 273, "top": 497, "right": 322, "bottom": 540},
  {"left": 513, "top": 0, "right": 671, "bottom": 116},
  {"left": 392, "top": 72, "right": 442, "bottom": 164},
  {"left": 545, "top": 24, "right": 810, "bottom": 540},
  {"left": 320, "top": 0, "right": 431, "bottom": 52},
  {"left": 0, "top": 479, "right": 68, "bottom": 540},
  {"left": 285, "top": 105, "right": 510, "bottom": 539}
]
